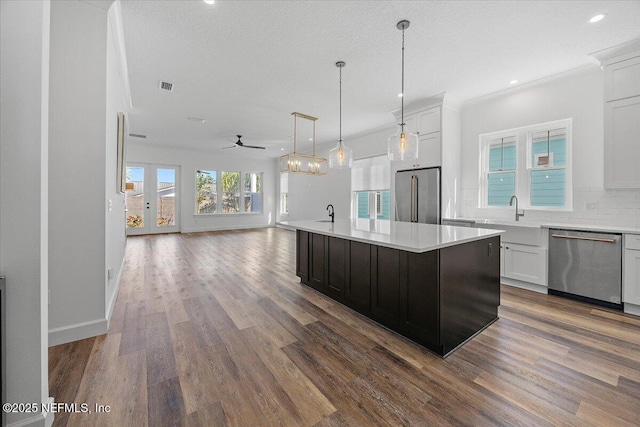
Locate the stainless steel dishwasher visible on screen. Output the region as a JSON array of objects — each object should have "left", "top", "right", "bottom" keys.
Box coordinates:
[{"left": 548, "top": 229, "right": 622, "bottom": 308}]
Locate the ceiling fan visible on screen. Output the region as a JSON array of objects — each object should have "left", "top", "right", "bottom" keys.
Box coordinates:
[{"left": 222, "top": 135, "right": 266, "bottom": 150}]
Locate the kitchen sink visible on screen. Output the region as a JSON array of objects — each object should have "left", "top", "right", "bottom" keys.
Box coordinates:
[{"left": 474, "top": 220, "right": 543, "bottom": 245}]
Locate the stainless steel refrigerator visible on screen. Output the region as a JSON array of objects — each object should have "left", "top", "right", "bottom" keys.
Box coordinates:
[{"left": 395, "top": 167, "right": 441, "bottom": 224}]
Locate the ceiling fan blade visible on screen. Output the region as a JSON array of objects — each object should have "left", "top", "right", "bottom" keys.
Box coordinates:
[
  {"left": 222, "top": 145, "right": 236, "bottom": 149},
  {"left": 242, "top": 145, "right": 266, "bottom": 150}
]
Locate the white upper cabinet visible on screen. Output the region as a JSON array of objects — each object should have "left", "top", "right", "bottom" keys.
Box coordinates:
[
  {"left": 418, "top": 132, "right": 441, "bottom": 168},
  {"left": 417, "top": 107, "right": 441, "bottom": 136},
  {"left": 604, "top": 97, "right": 640, "bottom": 188},
  {"left": 604, "top": 56, "right": 640, "bottom": 102},
  {"left": 404, "top": 115, "right": 417, "bottom": 135},
  {"left": 592, "top": 39, "right": 640, "bottom": 189}
]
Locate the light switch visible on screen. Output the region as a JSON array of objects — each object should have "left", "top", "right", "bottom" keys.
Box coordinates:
[{"left": 108, "top": 199, "right": 113, "bottom": 212}]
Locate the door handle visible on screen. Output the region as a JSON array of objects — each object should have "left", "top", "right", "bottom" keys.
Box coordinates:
[
  {"left": 551, "top": 234, "right": 616, "bottom": 243},
  {"left": 410, "top": 175, "right": 418, "bottom": 222}
]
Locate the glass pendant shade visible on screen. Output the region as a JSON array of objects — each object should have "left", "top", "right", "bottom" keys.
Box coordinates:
[
  {"left": 329, "top": 140, "right": 353, "bottom": 169},
  {"left": 387, "top": 129, "right": 419, "bottom": 161}
]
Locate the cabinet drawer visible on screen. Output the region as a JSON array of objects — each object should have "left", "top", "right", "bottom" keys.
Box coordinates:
[
  {"left": 604, "top": 56, "right": 640, "bottom": 102},
  {"left": 626, "top": 234, "right": 640, "bottom": 250}
]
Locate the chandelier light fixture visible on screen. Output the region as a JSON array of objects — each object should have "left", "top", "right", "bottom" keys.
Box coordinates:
[
  {"left": 388, "top": 20, "right": 419, "bottom": 161},
  {"left": 279, "top": 112, "right": 328, "bottom": 175},
  {"left": 329, "top": 61, "right": 353, "bottom": 169}
]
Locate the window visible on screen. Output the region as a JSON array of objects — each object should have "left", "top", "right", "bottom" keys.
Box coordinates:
[
  {"left": 196, "top": 170, "right": 217, "bottom": 214},
  {"left": 480, "top": 119, "right": 572, "bottom": 210},
  {"left": 195, "top": 170, "right": 263, "bottom": 214},
  {"left": 486, "top": 136, "right": 517, "bottom": 206},
  {"left": 529, "top": 129, "right": 567, "bottom": 207},
  {"left": 244, "top": 172, "right": 262, "bottom": 213},
  {"left": 280, "top": 172, "right": 289, "bottom": 214},
  {"left": 351, "top": 155, "right": 391, "bottom": 220}
]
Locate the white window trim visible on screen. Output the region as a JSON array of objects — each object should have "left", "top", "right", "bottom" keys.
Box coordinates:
[{"left": 478, "top": 119, "right": 572, "bottom": 212}]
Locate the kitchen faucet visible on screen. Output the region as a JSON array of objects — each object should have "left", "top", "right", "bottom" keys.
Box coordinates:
[
  {"left": 509, "top": 195, "right": 525, "bottom": 222},
  {"left": 326, "top": 204, "right": 334, "bottom": 223}
]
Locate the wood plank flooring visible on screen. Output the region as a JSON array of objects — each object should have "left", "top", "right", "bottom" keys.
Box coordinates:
[{"left": 49, "top": 228, "right": 640, "bottom": 426}]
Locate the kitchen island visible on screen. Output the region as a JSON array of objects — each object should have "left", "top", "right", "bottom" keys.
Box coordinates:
[{"left": 282, "top": 219, "right": 503, "bottom": 357}]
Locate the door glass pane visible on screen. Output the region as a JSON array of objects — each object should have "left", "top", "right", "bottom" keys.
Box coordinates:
[
  {"left": 126, "top": 166, "right": 144, "bottom": 228},
  {"left": 196, "top": 170, "right": 216, "bottom": 214},
  {"left": 222, "top": 172, "right": 240, "bottom": 213},
  {"left": 157, "top": 168, "right": 176, "bottom": 227},
  {"left": 244, "top": 172, "right": 262, "bottom": 213}
]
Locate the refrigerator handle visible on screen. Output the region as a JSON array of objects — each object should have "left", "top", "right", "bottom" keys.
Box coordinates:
[{"left": 411, "top": 175, "right": 418, "bottom": 222}]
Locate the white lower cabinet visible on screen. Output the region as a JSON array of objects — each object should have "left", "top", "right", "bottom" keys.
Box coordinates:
[
  {"left": 623, "top": 235, "right": 640, "bottom": 306},
  {"left": 503, "top": 243, "right": 547, "bottom": 286}
]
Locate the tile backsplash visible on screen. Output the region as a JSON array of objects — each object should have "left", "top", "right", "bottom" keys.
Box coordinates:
[{"left": 459, "top": 188, "right": 640, "bottom": 228}]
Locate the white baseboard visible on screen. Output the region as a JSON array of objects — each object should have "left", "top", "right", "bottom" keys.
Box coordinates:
[
  {"left": 48, "top": 318, "right": 107, "bottom": 347},
  {"left": 181, "top": 224, "right": 272, "bottom": 233},
  {"left": 624, "top": 302, "right": 640, "bottom": 316},
  {"left": 501, "top": 277, "right": 548, "bottom": 294},
  {"left": 106, "top": 256, "right": 126, "bottom": 326},
  {"left": 8, "top": 397, "right": 54, "bottom": 427}
]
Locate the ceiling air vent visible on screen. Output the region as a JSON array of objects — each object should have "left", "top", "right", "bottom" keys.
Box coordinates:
[{"left": 159, "top": 80, "right": 174, "bottom": 91}]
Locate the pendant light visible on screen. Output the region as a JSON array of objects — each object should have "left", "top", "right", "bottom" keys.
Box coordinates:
[
  {"left": 388, "top": 20, "right": 418, "bottom": 162},
  {"left": 279, "top": 112, "right": 328, "bottom": 175},
  {"left": 329, "top": 61, "right": 353, "bottom": 169}
]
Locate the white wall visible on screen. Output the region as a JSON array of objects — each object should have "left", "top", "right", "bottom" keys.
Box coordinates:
[
  {"left": 459, "top": 65, "right": 640, "bottom": 228},
  {"left": 0, "top": 1, "right": 52, "bottom": 425},
  {"left": 105, "top": 3, "right": 128, "bottom": 323},
  {"left": 282, "top": 125, "right": 394, "bottom": 222},
  {"left": 49, "top": 0, "right": 116, "bottom": 345},
  {"left": 127, "top": 143, "right": 278, "bottom": 232}
]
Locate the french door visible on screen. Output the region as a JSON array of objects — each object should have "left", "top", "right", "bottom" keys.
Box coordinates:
[{"left": 126, "top": 163, "right": 180, "bottom": 235}]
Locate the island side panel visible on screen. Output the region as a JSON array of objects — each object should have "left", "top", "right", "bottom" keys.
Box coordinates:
[
  {"left": 308, "top": 233, "right": 326, "bottom": 292},
  {"left": 439, "top": 236, "right": 501, "bottom": 355},
  {"left": 296, "top": 230, "right": 309, "bottom": 284},
  {"left": 370, "top": 246, "right": 403, "bottom": 328}
]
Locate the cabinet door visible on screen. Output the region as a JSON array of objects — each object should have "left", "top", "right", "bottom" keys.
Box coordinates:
[
  {"left": 370, "top": 246, "right": 403, "bottom": 326},
  {"left": 604, "top": 97, "right": 640, "bottom": 189},
  {"left": 346, "top": 241, "right": 371, "bottom": 313},
  {"left": 604, "top": 56, "right": 640, "bottom": 102},
  {"left": 308, "top": 233, "right": 326, "bottom": 291},
  {"left": 623, "top": 249, "right": 640, "bottom": 305},
  {"left": 326, "top": 236, "right": 347, "bottom": 299},
  {"left": 417, "top": 107, "right": 441, "bottom": 135},
  {"left": 416, "top": 132, "right": 441, "bottom": 167},
  {"left": 404, "top": 251, "right": 439, "bottom": 344},
  {"left": 296, "top": 230, "right": 309, "bottom": 284},
  {"left": 504, "top": 243, "right": 547, "bottom": 285}
]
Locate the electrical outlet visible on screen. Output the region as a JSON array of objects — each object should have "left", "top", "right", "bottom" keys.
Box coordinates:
[
  {"left": 585, "top": 201, "right": 598, "bottom": 210},
  {"left": 107, "top": 268, "right": 113, "bottom": 280},
  {"left": 108, "top": 199, "right": 113, "bottom": 212}
]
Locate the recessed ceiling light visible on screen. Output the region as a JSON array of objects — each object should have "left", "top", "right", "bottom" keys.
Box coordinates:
[
  {"left": 203, "top": 0, "right": 215, "bottom": 4},
  {"left": 509, "top": 79, "right": 518, "bottom": 85},
  {"left": 589, "top": 13, "right": 606, "bottom": 23},
  {"left": 187, "top": 117, "right": 205, "bottom": 123},
  {"left": 309, "top": 138, "right": 313, "bottom": 141},
  {"left": 280, "top": 148, "right": 285, "bottom": 151}
]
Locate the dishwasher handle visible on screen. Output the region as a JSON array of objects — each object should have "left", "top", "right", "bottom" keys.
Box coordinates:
[{"left": 551, "top": 233, "right": 616, "bottom": 243}]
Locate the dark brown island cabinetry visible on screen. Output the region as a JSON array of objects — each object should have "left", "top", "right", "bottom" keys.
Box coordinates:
[{"left": 296, "top": 230, "right": 500, "bottom": 357}]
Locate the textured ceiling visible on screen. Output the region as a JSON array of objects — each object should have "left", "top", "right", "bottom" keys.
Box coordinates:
[{"left": 120, "top": 0, "right": 640, "bottom": 158}]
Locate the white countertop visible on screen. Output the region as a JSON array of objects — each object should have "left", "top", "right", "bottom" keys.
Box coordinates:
[
  {"left": 446, "top": 217, "right": 640, "bottom": 235},
  {"left": 281, "top": 219, "right": 503, "bottom": 253}
]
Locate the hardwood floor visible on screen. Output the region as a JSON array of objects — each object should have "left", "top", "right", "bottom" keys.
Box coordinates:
[{"left": 49, "top": 228, "right": 640, "bottom": 426}]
